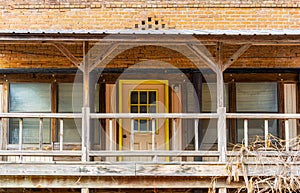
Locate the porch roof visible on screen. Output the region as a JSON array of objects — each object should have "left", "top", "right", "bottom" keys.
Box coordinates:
[{"left": 1, "top": 29, "right": 300, "bottom": 35}]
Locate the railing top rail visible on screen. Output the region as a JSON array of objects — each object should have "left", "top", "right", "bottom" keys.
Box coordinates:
[
  {"left": 226, "top": 113, "right": 300, "bottom": 119},
  {"left": 0, "top": 113, "right": 82, "bottom": 119},
  {"left": 90, "top": 113, "right": 219, "bottom": 119},
  {"left": 0, "top": 112, "right": 299, "bottom": 119}
]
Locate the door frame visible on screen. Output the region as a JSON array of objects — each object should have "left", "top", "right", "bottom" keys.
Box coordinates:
[{"left": 118, "top": 80, "right": 169, "bottom": 151}]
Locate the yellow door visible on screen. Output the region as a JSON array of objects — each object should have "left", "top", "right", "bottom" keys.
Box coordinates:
[{"left": 119, "top": 80, "right": 169, "bottom": 161}]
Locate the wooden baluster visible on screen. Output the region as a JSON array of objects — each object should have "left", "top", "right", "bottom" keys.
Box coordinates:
[
  {"left": 285, "top": 120, "right": 290, "bottom": 151},
  {"left": 264, "top": 119, "right": 269, "bottom": 148},
  {"left": 194, "top": 119, "right": 199, "bottom": 151},
  {"left": 130, "top": 119, "right": 134, "bottom": 151},
  {"left": 172, "top": 118, "right": 177, "bottom": 151},
  {"left": 39, "top": 118, "right": 43, "bottom": 150},
  {"left": 244, "top": 119, "right": 248, "bottom": 148},
  {"left": 59, "top": 119, "right": 64, "bottom": 151},
  {"left": 109, "top": 119, "right": 113, "bottom": 151}
]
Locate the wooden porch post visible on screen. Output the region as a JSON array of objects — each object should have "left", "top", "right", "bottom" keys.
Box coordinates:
[
  {"left": 217, "top": 42, "right": 227, "bottom": 162},
  {"left": 82, "top": 41, "right": 90, "bottom": 162}
]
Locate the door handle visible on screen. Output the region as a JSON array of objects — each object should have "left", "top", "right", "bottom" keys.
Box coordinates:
[{"left": 122, "top": 134, "right": 127, "bottom": 138}]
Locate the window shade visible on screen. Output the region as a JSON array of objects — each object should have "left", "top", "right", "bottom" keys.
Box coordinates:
[{"left": 236, "top": 82, "right": 278, "bottom": 112}]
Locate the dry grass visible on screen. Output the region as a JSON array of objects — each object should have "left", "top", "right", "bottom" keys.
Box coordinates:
[{"left": 222, "top": 135, "right": 300, "bottom": 193}]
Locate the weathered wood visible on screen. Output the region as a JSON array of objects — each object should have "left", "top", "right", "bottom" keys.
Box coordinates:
[
  {"left": 1, "top": 83, "right": 8, "bottom": 151},
  {"left": 2, "top": 34, "right": 300, "bottom": 44},
  {"left": 0, "top": 176, "right": 243, "bottom": 189},
  {"left": 90, "top": 113, "right": 219, "bottom": 119},
  {"left": 226, "top": 113, "right": 300, "bottom": 119},
  {"left": 89, "top": 43, "right": 118, "bottom": 72},
  {"left": 89, "top": 150, "right": 220, "bottom": 157},
  {"left": 187, "top": 44, "right": 218, "bottom": 73},
  {"left": 285, "top": 120, "right": 290, "bottom": 151},
  {"left": 0, "top": 113, "right": 82, "bottom": 118},
  {"left": 222, "top": 44, "right": 251, "bottom": 71},
  {"left": 109, "top": 119, "right": 113, "bottom": 151},
  {"left": 39, "top": 118, "right": 43, "bottom": 150},
  {"left": 152, "top": 119, "right": 156, "bottom": 151},
  {"left": 51, "top": 82, "right": 57, "bottom": 142},
  {"left": 0, "top": 162, "right": 298, "bottom": 177},
  {"left": 172, "top": 119, "right": 177, "bottom": 150},
  {"left": 82, "top": 107, "right": 90, "bottom": 162},
  {"left": 52, "top": 43, "right": 81, "bottom": 69},
  {"left": 244, "top": 119, "right": 248, "bottom": 148},
  {"left": 264, "top": 119, "right": 269, "bottom": 148},
  {"left": 218, "top": 107, "right": 227, "bottom": 162},
  {"left": 19, "top": 118, "right": 23, "bottom": 151},
  {"left": 59, "top": 119, "right": 63, "bottom": 151},
  {"left": 228, "top": 81, "right": 237, "bottom": 143},
  {"left": 194, "top": 119, "right": 199, "bottom": 151},
  {"left": 130, "top": 119, "right": 134, "bottom": 151}
]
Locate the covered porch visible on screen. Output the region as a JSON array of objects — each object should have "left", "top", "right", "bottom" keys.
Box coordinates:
[{"left": 0, "top": 33, "right": 299, "bottom": 191}]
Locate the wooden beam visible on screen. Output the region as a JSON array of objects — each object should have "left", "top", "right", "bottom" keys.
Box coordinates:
[
  {"left": 0, "top": 162, "right": 297, "bottom": 177},
  {"left": 186, "top": 44, "right": 218, "bottom": 73},
  {"left": 89, "top": 43, "right": 119, "bottom": 72},
  {"left": 216, "top": 42, "right": 223, "bottom": 68},
  {"left": 0, "top": 176, "right": 242, "bottom": 189},
  {"left": 52, "top": 43, "right": 82, "bottom": 69},
  {"left": 222, "top": 44, "right": 251, "bottom": 71}
]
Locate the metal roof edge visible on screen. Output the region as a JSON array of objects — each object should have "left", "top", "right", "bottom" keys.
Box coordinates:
[{"left": 0, "top": 29, "right": 300, "bottom": 35}]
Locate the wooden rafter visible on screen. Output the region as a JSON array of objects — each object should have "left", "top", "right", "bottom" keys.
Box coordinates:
[
  {"left": 52, "top": 42, "right": 82, "bottom": 69},
  {"left": 186, "top": 43, "right": 218, "bottom": 73},
  {"left": 89, "top": 43, "right": 119, "bottom": 72},
  {"left": 222, "top": 44, "right": 251, "bottom": 71}
]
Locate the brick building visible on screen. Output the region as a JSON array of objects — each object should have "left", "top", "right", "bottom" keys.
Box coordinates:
[{"left": 0, "top": 1, "right": 300, "bottom": 193}]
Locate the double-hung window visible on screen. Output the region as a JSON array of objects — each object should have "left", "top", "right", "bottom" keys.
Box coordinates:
[{"left": 9, "top": 83, "right": 52, "bottom": 144}]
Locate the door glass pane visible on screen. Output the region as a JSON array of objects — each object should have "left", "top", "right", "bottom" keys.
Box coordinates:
[
  {"left": 140, "top": 106, "right": 147, "bottom": 113},
  {"left": 130, "top": 91, "right": 138, "bottom": 104},
  {"left": 129, "top": 90, "right": 157, "bottom": 132},
  {"left": 131, "top": 106, "right": 138, "bottom": 113},
  {"left": 140, "top": 92, "right": 147, "bottom": 104},
  {"left": 149, "top": 91, "right": 156, "bottom": 104}
]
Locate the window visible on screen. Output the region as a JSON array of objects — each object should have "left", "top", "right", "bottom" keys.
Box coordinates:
[
  {"left": 9, "top": 83, "right": 51, "bottom": 144},
  {"left": 130, "top": 90, "right": 157, "bottom": 132},
  {"left": 236, "top": 82, "right": 278, "bottom": 142},
  {"left": 58, "top": 83, "right": 100, "bottom": 143}
]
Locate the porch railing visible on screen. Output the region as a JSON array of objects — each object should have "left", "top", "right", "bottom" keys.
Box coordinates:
[{"left": 0, "top": 111, "right": 299, "bottom": 163}]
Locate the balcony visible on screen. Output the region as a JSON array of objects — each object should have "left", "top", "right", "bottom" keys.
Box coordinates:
[{"left": 0, "top": 110, "right": 299, "bottom": 177}]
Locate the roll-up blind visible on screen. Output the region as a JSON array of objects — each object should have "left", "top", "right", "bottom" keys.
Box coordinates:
[{"left": 236, "top": 82, "right": 278, "bottom": 112}]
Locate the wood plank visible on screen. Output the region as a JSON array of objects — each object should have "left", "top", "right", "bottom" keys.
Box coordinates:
[
  {"left": 187, "top": 44, "right": 218, "bottom": 73},
  {"left": 51, "top": 82, "right": 58, "bottom": 142},
  {"left": 0, "top": 163, "right": 298, "bottom": 177},
  {"left": 89, "top": 43, "right": 119, "bottom": 72},
  {"left": 0, "top": 113, "right": 82, "bottom": 118},
  {"left": 222, "top": 44, "right": 251, "bottom": 71},
  {"left": 0, "top": 176, "right": 243, "bottom": 189},
  {"left": 90, "top": 113, "right": 219, "bottom": 119},
  {"left": 52, "top": 43, "right": 81, "bottom": 69}
]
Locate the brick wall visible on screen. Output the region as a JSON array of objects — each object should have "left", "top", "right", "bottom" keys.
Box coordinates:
[
  {"left": 1, "top": 43, "right": 299, "bottom": 69},
  {"left": 0, "top": 1, "right": 299, "bottom": 31}
]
